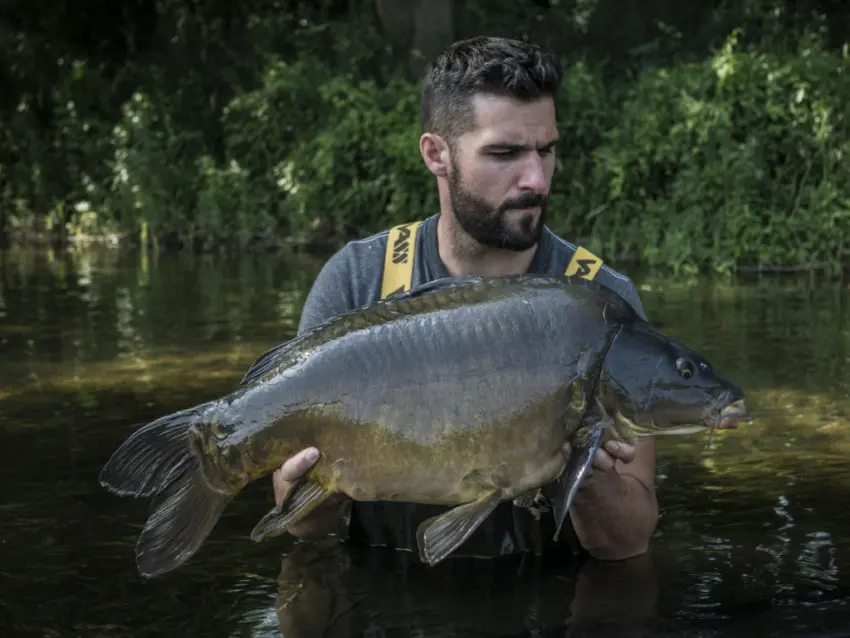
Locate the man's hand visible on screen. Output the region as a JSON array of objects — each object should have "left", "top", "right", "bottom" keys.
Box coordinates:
[
  {"left": 272, "top": 447, "right": 350, "bottom": 539},
  {"left": 560, "top": 438, "right": 658, "bottom": 561},
  {"left": 588, "top": 440, "right": 637, "bottom": 476},
  {"left": 559, "top": 439, "right": 638, "bottom": 482}
]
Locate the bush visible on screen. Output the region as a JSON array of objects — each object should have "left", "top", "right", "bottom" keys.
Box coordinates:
[
  {"left": 4, "top": 10, "right": 850, "bottom": 275},
  {"left": 216, "top": 57, "right": 435, "bottom": 244},
  {"left": 590, "top": 29, "right": 850, "bottom": 274}
]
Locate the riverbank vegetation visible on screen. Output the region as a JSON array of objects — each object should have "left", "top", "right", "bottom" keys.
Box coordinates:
[{"left": 2, "top": 0, "right": 849, "bottom": 274}]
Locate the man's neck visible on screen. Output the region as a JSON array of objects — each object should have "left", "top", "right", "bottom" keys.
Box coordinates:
[{"left": 436, "top": 212, "right": 538, "bottom": 277}]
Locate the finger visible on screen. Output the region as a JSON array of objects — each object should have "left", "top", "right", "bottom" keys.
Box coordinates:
[
  {"left": 592, "top": 448, "right": 615, "bottom": 472},
  {"left": 562, "top": 442, "right": 611, "bottom": 476},
  {"left": 272, "top": 469, "right": 288, "bottom": 505},
  {"left": 277, "top": 447, "right": 320, "bottom": 483},
  {"left": 604, "top": 441, "right": 636, "bottom": 464}
]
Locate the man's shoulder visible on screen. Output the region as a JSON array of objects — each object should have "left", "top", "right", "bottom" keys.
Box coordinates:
[
  {"left": 544, "top": 230, "right": 630, "bottom": 281},
  {"left": 315, "top": 228, "right": 392, "bottom": 287},
  {"left": 544, "top": 228, "right": 648, "bottom": 319},
  {"left": 303, "top": 224, "right": 411, "bottom": 328},
  {"left": 325, "top": 218, "right": 433, "bottom": 289},
  {"left": 333, "top": 227, "right": 392, "bottom": 264}
]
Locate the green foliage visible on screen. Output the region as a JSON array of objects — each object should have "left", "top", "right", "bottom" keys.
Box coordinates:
[
  {"left": 273, "top": 73, "right": 435, "bottom": 238},
  {"left": 589, "top": 27, "right": 850, "bottom": 274},
  {"left": 110, "top": 91, "right": 203, "bottom": 239},
  {"left": 3, "top": 1, "right": 850, "bottom": 274},
  {"left": 215, "top": 56, "right": 434, "bottom": 245}
]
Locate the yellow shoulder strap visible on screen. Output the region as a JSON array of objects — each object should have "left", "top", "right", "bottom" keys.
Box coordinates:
[
  {"left": 381, "top": 224, "right": 601, "bottom": 297},
  {"left": 564, "top": 245, "right": 603, "bottom": 280},
  {"left": 381, "top": 220, "right": 423, "bottom": 299}
]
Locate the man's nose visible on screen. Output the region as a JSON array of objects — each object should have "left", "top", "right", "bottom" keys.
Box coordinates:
[{"left": 517, "top": 154, "right": 547, "bottom": 192}]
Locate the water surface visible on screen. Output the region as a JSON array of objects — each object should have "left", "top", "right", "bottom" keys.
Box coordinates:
[{"left": 3, "top": 244, "right": 850, "bottom": 637}]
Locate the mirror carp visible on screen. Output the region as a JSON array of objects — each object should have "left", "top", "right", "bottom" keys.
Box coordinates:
[{"left": 99, "top": 274, "right": 749, "bottom": 578}]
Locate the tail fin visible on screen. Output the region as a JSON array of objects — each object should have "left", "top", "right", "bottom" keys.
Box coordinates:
[
  {"left": 99, "top": 403, "right": 233, "bottom": 578},
  {"left": 99, "top": 407, "right": 203, "bottom": 498}
]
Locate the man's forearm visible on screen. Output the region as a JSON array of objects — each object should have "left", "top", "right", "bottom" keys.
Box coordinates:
[{"left": 568, "top": 469, "right": 658, "bottom": 561}]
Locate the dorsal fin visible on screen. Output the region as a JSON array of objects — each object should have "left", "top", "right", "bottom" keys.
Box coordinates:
[
  {"left": 240, "top": 275, "right": 492, "bottom": 386},
  {"left": 383, "top": 275, "right": 484, "bottom": 301}
]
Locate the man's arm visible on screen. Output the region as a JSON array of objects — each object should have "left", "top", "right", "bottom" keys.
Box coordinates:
[
  {"left": 271, "top": 246, "right": 361, "bottom": 538},
  {"left": 567, "top": 273, "right": 658, "bottom": 560},
  {"left": 567, "top": 438, "right": 658, "bottom": 560}
]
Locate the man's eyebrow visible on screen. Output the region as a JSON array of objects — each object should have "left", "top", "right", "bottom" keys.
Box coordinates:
[{"left": 480, "top": 138, "right": 559, "bottom": 152}]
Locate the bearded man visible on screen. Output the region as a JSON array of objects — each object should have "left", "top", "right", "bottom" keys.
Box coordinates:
[{"left": 270, "top": 36, "right": 659, "bottom": 565}]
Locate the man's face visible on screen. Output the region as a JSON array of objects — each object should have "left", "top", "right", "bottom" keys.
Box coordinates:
[{"left": 447, "top": 94, "right": 558, "bottom": 251}]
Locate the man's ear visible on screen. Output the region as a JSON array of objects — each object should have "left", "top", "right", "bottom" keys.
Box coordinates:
[{"left": 420, "top": 133, "right": 451, "bottom": 178}]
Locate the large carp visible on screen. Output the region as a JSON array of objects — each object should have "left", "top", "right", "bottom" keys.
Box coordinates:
[{"left": 99, "top": 274, "right": 748, "bottom": 578}]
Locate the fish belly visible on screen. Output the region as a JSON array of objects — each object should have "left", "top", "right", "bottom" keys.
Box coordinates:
[
  {"left": 229, "top": 283, "right": 612, "bottom": 503},
  {"left": 297, "top": 300, "right": 595, "bottom": 505}
]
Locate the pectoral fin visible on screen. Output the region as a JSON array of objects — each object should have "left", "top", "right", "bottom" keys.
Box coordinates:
[
  {"left": 512, "top": 490, "right": 539, "bottom": 509},
  {"left": 416, "top": 491, "right": 502, "bottom": 565},
  {"left": 250, "top": 477, "right": 331, "bottom": 542},
  {"left": 513, "top": 488, "right": 552, "bottom": 520},
  {"left": 551, "top": 421, "right": 606, "bottom": 540}
]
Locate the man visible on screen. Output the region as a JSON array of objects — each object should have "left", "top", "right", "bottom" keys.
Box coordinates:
[{"left": 271, "top": 36, "right": 658, "bottom": 563}]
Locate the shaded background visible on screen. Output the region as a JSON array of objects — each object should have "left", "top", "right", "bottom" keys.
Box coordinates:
[
  {"left": 2, "top": 0, "right": 850, "bottom": 273},
  {"left": 4, "top": 245, "right": 850, "bottom": 636},
  {"left": 5, "top": 1, "right": 850, "bottom": 636}
]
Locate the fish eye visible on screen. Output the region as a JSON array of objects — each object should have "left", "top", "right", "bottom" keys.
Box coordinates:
[
  {"left": 210, "top": 420, "right": 227, "bottom": 441},
  {"left": 676, "top": 357, "right": 696, "bottom": 379}
]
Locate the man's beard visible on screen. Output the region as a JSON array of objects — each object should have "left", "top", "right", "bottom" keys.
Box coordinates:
[{"left": 447, "top": 168, "right": 547, "bottom": 252}]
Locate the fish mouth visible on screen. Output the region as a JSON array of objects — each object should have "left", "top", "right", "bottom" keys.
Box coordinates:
[
  {"left": 715, "top": 398, "right": 749, "bottom": 430},
  {"left": 656, "top": 396, "right": 750, "bottom": 437},
  {"left": 615, "top": 395, "right": 750, "bottom": 439}
]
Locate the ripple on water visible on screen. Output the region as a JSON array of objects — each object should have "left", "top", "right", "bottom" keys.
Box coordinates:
[{"left": 4, "top": 249, "right": 850, "bottom": 636}]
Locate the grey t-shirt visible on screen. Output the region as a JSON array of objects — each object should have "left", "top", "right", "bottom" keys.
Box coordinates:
[{"left": 297, "top": 213, "right": 647, "bottom": 560}]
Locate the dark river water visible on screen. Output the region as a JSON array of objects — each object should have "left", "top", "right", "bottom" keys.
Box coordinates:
[{"left": 3, "top": 244, "right": 850, "bottom": 637}]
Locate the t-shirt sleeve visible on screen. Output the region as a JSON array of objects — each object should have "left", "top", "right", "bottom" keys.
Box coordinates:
[
  {"left": 619, "top": 280, "right": 649, "bottom": 321},
  {"left": 600, "top": 269, "right": 649, "bottom": 321},
  {"left": 297, "top": 247, "right": 358, "bottom": 335},
  {"left": 297, "top": 233, "right": 390, "bottom": 335}
]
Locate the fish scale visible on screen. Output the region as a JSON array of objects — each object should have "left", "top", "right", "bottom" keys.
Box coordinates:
[{"left": 99, "top": 273, "right": 749, "bottom": 579}]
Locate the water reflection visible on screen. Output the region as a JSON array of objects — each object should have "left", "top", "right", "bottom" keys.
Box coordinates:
[
  {"left": 271, "top": 540, "right": 658, "bottom": 638},
  {"left": 5, "top": 245, "right": 850, "bottom": 636}
]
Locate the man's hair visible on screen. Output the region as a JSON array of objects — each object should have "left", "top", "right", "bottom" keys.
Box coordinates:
[{"left": 420, "top": 36, "right": 563, "bottom": 143}]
